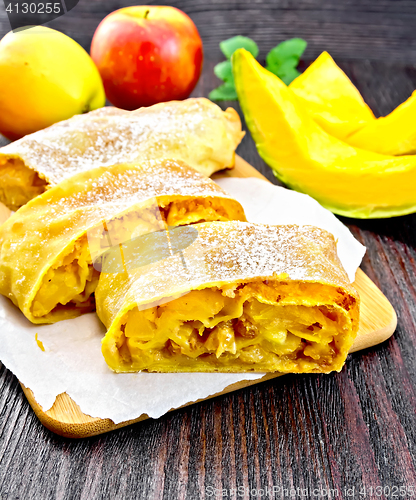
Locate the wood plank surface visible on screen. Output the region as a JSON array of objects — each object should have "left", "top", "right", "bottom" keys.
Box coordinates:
[
  {"left": 1, "top": 1, "right": 416, "bottom": 498},
  {"left": 18, "top": 155, "right": 397, "bottom": 439},
  {"left": 2, "top": 0, "right": 416, "bottom": 62}
]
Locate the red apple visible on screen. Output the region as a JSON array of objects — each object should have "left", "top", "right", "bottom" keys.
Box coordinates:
[{"left": 90, "top": 5, "right": 203, "bottom": 110}]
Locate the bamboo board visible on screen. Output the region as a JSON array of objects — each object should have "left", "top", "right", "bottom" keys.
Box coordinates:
[{"left": 20, "top": 155, "right": 397, "bottom": 438}]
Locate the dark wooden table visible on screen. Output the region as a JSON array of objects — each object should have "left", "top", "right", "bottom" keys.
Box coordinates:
[{"left": 1, "top": 1, "right": 416, "bottom": 498}]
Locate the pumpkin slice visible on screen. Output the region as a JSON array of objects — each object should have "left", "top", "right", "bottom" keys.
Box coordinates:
[{"left": 232, "top": 48, "right": 416, "bottom": 218}]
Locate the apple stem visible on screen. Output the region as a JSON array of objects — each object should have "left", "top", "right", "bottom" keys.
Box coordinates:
[{"left": 144, "top": 9, "right": 149, "bottom": 19}]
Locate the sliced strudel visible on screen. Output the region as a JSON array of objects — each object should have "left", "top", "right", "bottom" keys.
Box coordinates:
[
  {"left": 0, "top": 160, "right": 245, "bottom": 323},
  {"left": 0, "top": 98, "right": 244, "bottom": 209},
  {"left": 96, "top": 221, "right": 359, "bottom": 374}
]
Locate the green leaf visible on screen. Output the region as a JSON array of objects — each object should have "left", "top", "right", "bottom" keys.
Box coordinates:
[
  {"left": 267, "top": 56, "right": 297, "bottom": 75},
  {"left": 214, "top": 60, "right": 234, "bottom": 84},
  {"left": 266, "top": 38, "right": 307, "bottom": 66},
  {"left": 210, "top": 36, "right": 257, "bottom": 102},
  {"left": 265, "top": 38, "right": 307, "bottom": 84},
  {"left": 280, "top": 68, "right": 301, "bottom": 85},
  {"left": 220, "top": 36, "right": 259, "bottom": 60},
  {"left": 208, "top": 82, "right": 238, "bottom": 101}
]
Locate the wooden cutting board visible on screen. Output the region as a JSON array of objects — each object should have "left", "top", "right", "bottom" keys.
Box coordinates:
[{"left": 20, "top": 155, "right": 397, "bottom": 438}]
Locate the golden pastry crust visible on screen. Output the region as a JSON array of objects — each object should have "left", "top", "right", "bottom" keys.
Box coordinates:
[
  {"left": 0, "top": 159, "right": 245, "bottom": 324},
  {"left": 0, "top": 98, "right": 245, "bottom": 210},
  {"left": 96, "top": 221, "right": 360, "bottom": 374}
]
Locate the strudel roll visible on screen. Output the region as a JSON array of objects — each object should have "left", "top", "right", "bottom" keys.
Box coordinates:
[
  {"left": 96, "top": 222, "right": 360, "bottom": 373},
  {"left": 0, "top": 98, "right": 244, "bottom": 210},
  {"left": 0, "top": 160, "right": 245, "bottom": 324}
]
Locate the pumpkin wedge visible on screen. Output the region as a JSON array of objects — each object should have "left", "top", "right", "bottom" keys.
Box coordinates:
[
  {"left": 347, "top": 90, "right": 416, "bottom": 156},
  {"left": 232, "top": 48, "right": 416, "bottom": 218},
  {"left": 289, "top": 51, "right": 374, "bottom": 139},
  {"left": 290, "top": 52, "right": 416, "bottom": 156}
]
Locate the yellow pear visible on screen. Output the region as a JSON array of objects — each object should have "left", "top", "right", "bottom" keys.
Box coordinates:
[{"left": 0, "top": 26, "right": 105, "bottom": 140}]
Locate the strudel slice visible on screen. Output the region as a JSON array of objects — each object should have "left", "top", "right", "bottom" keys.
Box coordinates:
[
  {"left": 0, "top": 98, "right": 244, "bottom": 209},
  {"left": 96, "top": 222, "right": 359, "bottom": 373},
  {"left": 0, "top": 160, "right": 245, "bottom": 324}
]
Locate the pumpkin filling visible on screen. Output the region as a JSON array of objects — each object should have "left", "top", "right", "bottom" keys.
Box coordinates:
[
  {"left": 0, "top": 158, "right": 47, "bottom": 210},
  {"left": 30, "top": 198, "right": 240, "bottom": 320},
  {"left": 104, "top": 282, "right": 357, "bottom": 373}
]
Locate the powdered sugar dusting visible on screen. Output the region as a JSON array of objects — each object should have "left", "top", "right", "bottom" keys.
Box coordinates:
[
  {"left": 45, "top": 159, "right": 233, "bottom": 214},
  {"left": 0, "top": 99, "right": 243, "bottom": 184},
  {"left": 0, "top": 159, "right": 242, "bottom": 322},
  {"left": 97, "top": 222, "right": 355, "bottom": 323},
  {"left": 1, "top": 158, "right": 238, "bottom": 248}
]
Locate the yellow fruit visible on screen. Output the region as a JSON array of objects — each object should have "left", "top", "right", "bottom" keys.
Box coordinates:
[
  {"left": 232, "top": 48, "right": 416, "bottom": 219},
  {"left": 290, "top": 52, "right": 416, "bottom": 156},
  {"left": 347, "top": 90, "right": 416, "bottom": 155},
  {"left": 0, "top": 26, "right": 105, "bottom": 140},
  {"left": 289, "top": 51, "right": 375, "bottom": 139}
]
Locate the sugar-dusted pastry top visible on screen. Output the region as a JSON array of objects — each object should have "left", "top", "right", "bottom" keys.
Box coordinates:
[
  {"left": 96, "top": 221, "right": 360, "bottom": 374},
  {"left": 97, "top": 221, "right": 358, "bottom": 329},
  {"left": 0, "top": 98, "right": 244, "bottom": 209},
  {"left": 0, "top": 159, "right": 245, "bottom": 323}
]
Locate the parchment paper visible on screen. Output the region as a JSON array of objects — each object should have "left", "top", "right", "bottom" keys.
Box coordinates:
[{"left": 0, "top": 178, "right": 365, "bottom": 424}]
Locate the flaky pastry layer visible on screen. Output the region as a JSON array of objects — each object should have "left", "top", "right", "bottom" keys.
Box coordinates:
[
  {"left": 0, "top": 160, "right": 245, "bottom": 323},
  {"left": 96, "top": 222, "right": 359, "bottom": 374},
  {"left": 0, "top": 98, "right": 244, "bottom": 209}
]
